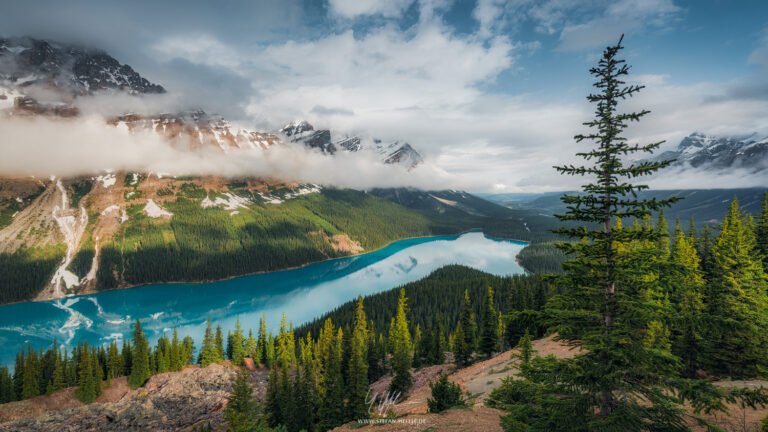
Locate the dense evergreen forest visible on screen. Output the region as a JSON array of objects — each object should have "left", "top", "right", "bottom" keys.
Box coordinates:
[{"left": 94, "top": 189, "right": 478, "bottom": 290}]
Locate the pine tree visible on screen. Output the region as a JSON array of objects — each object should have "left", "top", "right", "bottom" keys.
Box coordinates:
[
  {"left": 459, "top": 290, "right": 476, "bottom": 354},
  {"left": 264, "top": 367, "right": 282, "bottom": 427},
  {"left": 431, "top": 318, "right": 445, "bottom": 365},
  {"left": 655, "top": 208, "right": 670, "bottom": 256},
  {"left": 245, "top": 329, "right": 257, "bottom": 360},
  {"left": 128, "top": 319, "right": 150, "bottom": 388},
  {"left": 479, "top": 286, "right": 499, "bottom": 357},
  {"left": 75, "top": 341, "right": 97, "bottom": 403},
  {"left": 21, "top": 344, "right": 40, "bottom": 400},
  {"left": 231, "top": 318, "right": 246, "bottom": 366},
  {"left": 182, "top": 336, "right": 195, "bottom": 366},
  {"left": 0, "top": 366, "right": 15, "bottom": 403},
  {"left": 295, "top": 336, "right": 317, "bottom": 431},
  {"left": 348, "top": 296, "right": 370, "bottom": 420},
  {"left": 200, "top": 317, "right": 218, "bottom": 367},
  {"left": 107, "top": 340, "right": 122, "bottom": 379},
  {"left": 224, "top": 370, "right": 257, "bottom": 432},
  {"left": 412, "top": 324, "right": 423, "bottom": 368},
  {"left": 265, "top": 333, "right": 275, "bottom": 369},
  {"left": 669, "top": 227, "right": 706, "bottom": 377},
  {"left": 169, "top": 327, "right": 182, "bottom": 371},
  {"left": 121, "top": 340, "right": 132, "bottom": 376},
  {"left": 215, "top": 325, "right": 225, "bottom": 362},
  {"left": 317, "top": 319, "right": 345, "bottom": 430},
  {"left": 13, "top": 351, "right": 24, "bottom": 401},
  {"left": 757, "top": 191, "right": 768, "bottom": 267},
  {"left": 256, "top": 313, "right": 267, "bottom": 366},
  {"left": 452, "top": 320, "right": 471, "bottom": 367},
  {"left": 49, "top": 348, "right": 67, "bottom": 394},
  {"left": 497, "top": 36, "right": 739, "bottom": 430},
  {"left": 515, "top": 328, "right": 535, "bottom": 368},
  {"left": 91, "top": 347, "right": 103, "bottom": 396},
  {"left": 705, "top": 198, "right": 768, "bottom": 377},
  {"left": 389, "top": 288, "right": 412, "bottom": 398}
]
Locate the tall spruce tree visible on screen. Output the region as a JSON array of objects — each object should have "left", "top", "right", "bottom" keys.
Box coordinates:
[
  {"left": 200, "top": 317, "right": 218, "bottom": 367},
  {"left": 669, "top": 227, "right": 706, "bottom": 378},
  {"left": 317, "top": 319, "right": 345, "bottom": 430},
  {"left": 245, "top": 329, "right": 257, "bottom": 360},
  {"left": 75, "top": 341, "right": 97, "bottom": 403},
  {"left": 231, "top": 318, "right": 246, "bottom": 366},
  {"left": 458, "top": 290, "right": 477, "bottom": 354},
  {"left": 225, "top": 370, "right": 258, "bottom": 432},
  {"left": 479, "top": 286, "right": 499, "bottom": 357},
  {"left": 348, "top": 296, "right": 370, "bottom": 420},
  {"left": 389, "top": 288, "right": 412, "bottom": 398},
  {"left": 21, "top": 344, "right": 40, "bottom": 399},
  {"left": 757, "top": 192, "right": 768, "bottom": 267},
  {"left": 128, "top": 319, "right": 150, "bottom": 388},
  {"left": 215, "top": 325, "right": 225, "bottom": 362},
  {"left": 705, "top": 198, "right": 768, "bottom": 377},
  {"left": 256, "top": 313, "right": 267, "bottom": 365},
  {"left": 496, "top": 36, "right": 744, "bottom": 430}
]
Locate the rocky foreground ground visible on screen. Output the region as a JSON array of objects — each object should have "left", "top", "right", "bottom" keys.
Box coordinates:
[
  {"left": 2, "top": 336, "right": 767, "bottom": 432},
  {"left": 0, "top": 364, "right": 268, "bottom": 431}
]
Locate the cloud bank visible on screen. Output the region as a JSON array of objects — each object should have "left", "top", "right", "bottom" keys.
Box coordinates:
[{"left": 0, "top": 116, "right": 464, "bottom": 190}]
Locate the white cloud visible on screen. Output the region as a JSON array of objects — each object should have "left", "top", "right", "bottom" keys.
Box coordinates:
[
  {"left": 152, "top": 35, "right": 242, "bottom": 69},
  {"left": 558, "top": 0, "right": 680, "bottom": 51},
  {"left": 0, "top": 116, "right": 460, "bottom": 190},
  {"left": 327, "top": 0, "right": 415, "bottom": 19}
]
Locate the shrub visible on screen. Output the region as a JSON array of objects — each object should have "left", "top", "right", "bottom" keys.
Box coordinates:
[{"left": 427, "top": 374, "right": 465, "bottom": 413}]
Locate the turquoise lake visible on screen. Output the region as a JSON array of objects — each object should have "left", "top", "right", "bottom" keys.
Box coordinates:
[{"left": 0, "top": 232, "right": 526, "bottom": 367}]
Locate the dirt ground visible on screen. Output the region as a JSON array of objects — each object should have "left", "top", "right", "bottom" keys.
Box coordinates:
[
  {"left": 334, "top": 335, "right": 768, "bottom": 432},
  {"left": 0, "top": 377, "right": 130, "bottom": 423}
]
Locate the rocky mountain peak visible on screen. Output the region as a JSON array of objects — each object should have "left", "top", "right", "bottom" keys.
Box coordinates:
[
  {"left": 648, "top": 132, "right": 768, "bottom": 172},
  {"left": 0, "top": 36, "right": 164, "bottom": 96}
]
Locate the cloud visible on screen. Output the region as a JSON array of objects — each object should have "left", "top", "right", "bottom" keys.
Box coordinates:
[
  {"left": 557, "top": 0, "right": 680, "bottom": 51},
  {"left": 0, "top": 116, "right": 463, "bottom": 190},
  {"left": 152, "top": 35, "right": 242, "bottom": 70},
  {"left": 310, "top": 105, "right": 355, "bottom": 116},
  {"left": 328, "top": 0, "right": 416, "bottom": 19}
]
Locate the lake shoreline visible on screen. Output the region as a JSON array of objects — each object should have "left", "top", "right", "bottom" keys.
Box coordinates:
[{"left": 4, "top": 228, "right": 530, "bottom": 308}]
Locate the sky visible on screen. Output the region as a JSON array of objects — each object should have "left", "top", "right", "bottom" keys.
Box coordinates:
[{"left": 1, "top": 0, "right": 768, "bottom": 192}]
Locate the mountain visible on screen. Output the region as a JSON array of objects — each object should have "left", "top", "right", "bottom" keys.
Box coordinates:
[
  {"left": 279, "top": 120, "right": 424, "bottom": 168},
  {"left": 109, "top": 110, "right": 281, "bottom": 152},
  {"left": 483, "top": 188, "right": 768, "bottom": 227},
  {"left": 0, "top": 37, "right": 164, "bottom": 96},
  {"left": 648, "top": 132, "right": 768, "bottom": 172}
]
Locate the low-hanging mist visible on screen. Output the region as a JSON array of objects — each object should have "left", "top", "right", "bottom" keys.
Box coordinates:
[{"left": 0, "top": 115, "right": 463, "bottom": 190}]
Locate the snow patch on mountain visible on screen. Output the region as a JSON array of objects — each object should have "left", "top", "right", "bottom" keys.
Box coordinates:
[
  {"left": 201, "top": 192, "right": 250, "bottom": 212},
  {"left": 144, "top": 199, "right": 173, "bottom": 218},
  {"left": 50, "top": 180, "right": 89, "bottom": 295}
]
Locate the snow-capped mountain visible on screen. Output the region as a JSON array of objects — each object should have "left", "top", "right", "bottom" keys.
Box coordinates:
[
  {"left": 0, "top": 37, "right": 425, "bottom": 170},
  {"left": 649, "top": 132, "right": 768, "bottom": 172},
  {"left": 0, "top": 37, "right": 164, "bottom": 95},
  {"left": 279, "top": 121, "right": 424, "bottom": 169},
  {"left": 110, "top": 110, "right": 281, "bottom": 152}
]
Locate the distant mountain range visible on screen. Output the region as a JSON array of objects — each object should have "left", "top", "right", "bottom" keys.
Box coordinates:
[
  {"left": 482, "top": 188, "right": 768, "bottom": 227},
  {"left": 647, "top": 132, "right": 768, "bottom": 173},
  {"left": 280, "top": 120, "right": 423, "bottom": 168}
]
